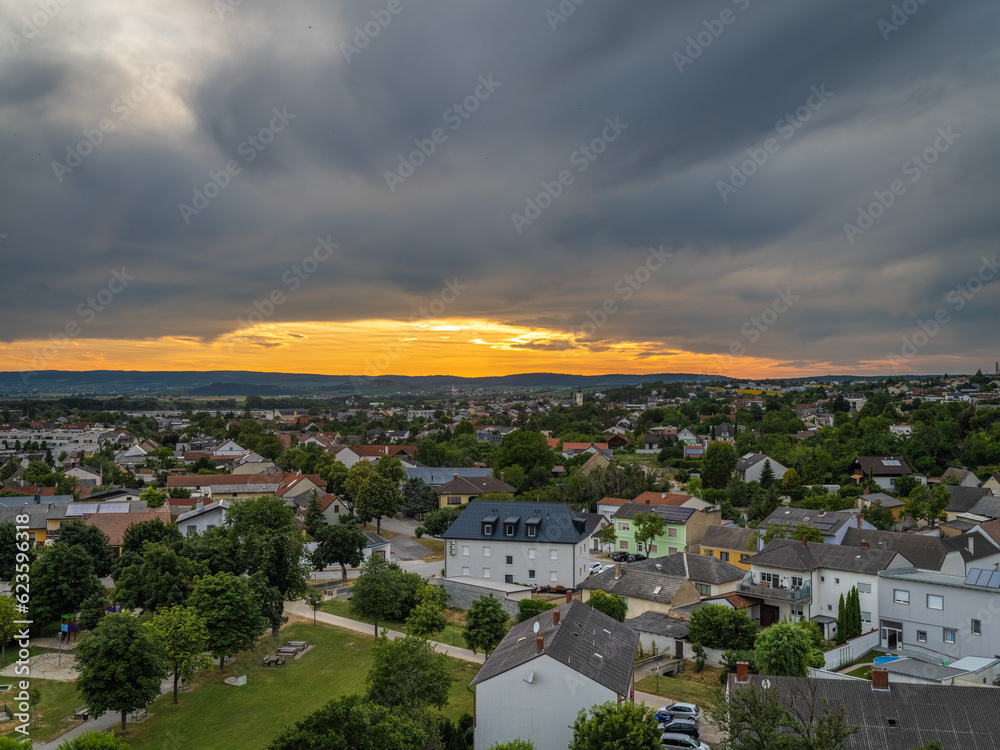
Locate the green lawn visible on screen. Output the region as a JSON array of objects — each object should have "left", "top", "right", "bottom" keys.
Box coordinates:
[
  {"left": 844, "top": 665, "right": 872, "bottom": 679},
  {"left": 636, "top": 664, "right": 725, "bottom": 709},
  {"left": 122, "top": 621, "right": 477, "bottom": 750},
  {"left": 319, "top": 598, "right": 476, "bottom": 651},
  {"left": 417, "top": 536, "right": 445, "bottom": 561},
  {"left": 0, "top": 678, "right": 81, "bottom": 743}
]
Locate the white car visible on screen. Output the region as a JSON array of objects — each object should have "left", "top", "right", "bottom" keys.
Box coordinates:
[
  {"left": 588, "top": 561, "right": 604, "bottom": 575},
  {"left": 656, "top": 702, "right": 701, "bottom": 722}
]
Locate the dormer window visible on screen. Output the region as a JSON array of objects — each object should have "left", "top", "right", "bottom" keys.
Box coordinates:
[
  {"left": 527, "top": 525, "right": 537, "bottom": 538},
  {"left": 504, "top": 516, "right": 520, "bottom": 536},
  {"left": 484, "top": 524, "right": 493, "bottom": 536},
  {"left": 505, "top": 524, "right": 515, "bottom": 536}
]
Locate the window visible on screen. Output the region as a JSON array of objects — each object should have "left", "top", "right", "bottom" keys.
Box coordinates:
[
  {"left": 893, "top": 589, "right": 909, "bottom": 604},
  {"left": 549, "top": 571, "right": 558, "bottom": 582},
  {"left": 720, "top": 552, "right": 730, "bottom": 562},
  {"left": 791, "top": 576, "right": 803, "bottom": 587},
  {"left": 636, "top": 542, "right": 644, "bottom": 552},
  {"left": 483, "top": 568, "right": 491, "bottom": 578},
  {"left": 926, "top": 594, "right": 943, "bottom": 610},
  {"left": 835, "top": 578, "right": 840, "bottom": 585},
  {"left": 506, "top": 555, "right": 513, "bottom": 565},
  {"left": 505, "top": 575, "right": 513, "bottom": 584},
  {"left": 618, "top": 521, "right": 630, "bottom": 531},
  {"left": 550, "top": 550, "right": 557, "bottom": 560},
  {"left": 695, "top": 583, "right": 711, "bottom": 596},
  {"left": 668, "top": 527, "right": 678, "bottom": 537},
  {"left": 857, "top": 582, "right": 872, "bottom": 595},
  {"left": 483, "top": 523, "right": 493, "bottom": 535},
  {"left": 462, "top": 545, "right": 470, "bottom": 556},
  {"left": 619, "top": 541, "right": 629, "bottom": 549},
  {"left": 668, "top": 546, "right": 678, "bottom": 555},
  {"left": 760, "top": 572, "right": 777, "bottom": 585},
  {"left": 527, "top": 525, "right": 537, "bottom": 537},
  {"left": 483, "top": 546, "right": 491, "bottom": 557},
  {"left": 972, "top": 619, "right": 982, "bottom": 636},
  {"left": 187, "top": 525, "right": 196, "bottom": 535},
  {"left": 741, "top": 554, "right": 750, "bottom": 562},
  {"left": 861, "top": 610, "right": 871, "bottom": 623},
  {"left": 916, "top": 630, "right": 927, "bottom": 643},
  {"left": 447, "top": 495, "right": 462, "bottom": 505},
  {"left": 943, "top": 628, "right": 956, "bottom": 644},
  {"left": 505, "top": 524, "right": 515, "bottom": 536},
  {"left": 528, "top": 569, "right": 536, "bottom": 580},
  {"left": 648, "top": 544, "right": 658, "bottom": 555},
  {"left": 528, "top": 549, "right": 536, "bottom": 559},
  {"left": 820, "top": 576, "right": 825, "bottom": 582}
]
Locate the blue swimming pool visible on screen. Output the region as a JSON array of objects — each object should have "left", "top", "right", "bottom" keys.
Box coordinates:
[{"left": 873, "top": 655, "right": 900, "bottom": 665}]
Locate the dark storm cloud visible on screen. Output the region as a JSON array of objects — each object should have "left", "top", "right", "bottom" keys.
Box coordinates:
[{"left": 0, "top": 0, "right": 998, "bottom": 372}]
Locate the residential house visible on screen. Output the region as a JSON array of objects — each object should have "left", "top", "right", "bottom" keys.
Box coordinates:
[
  {"left": 699, "top": 524, "right": 760, "bottom": 571},
  {"left": 878, "top": 566, "right": 1000, "bottom": 660},
  {"left": 625, "top": 611, "right": 689, "bottom": 658},
  {"left": 436, "top": 475, "right": 515, "bottom": 509},
  {"left": 981, "top": 472, "right": 1000, "bottom": 496},
  {"left": 857, "top": 492, "right": 906, "bottom": 524},
  {"left": 442, "top": 501, "right": 592, "bottom": 588},
  {"left": 759, "top": 507, "right": 875, "bottom": 545},
  {"left": 851, "top": 456, "right": 920, "bottom": 491},
  {"left": 643, "top": 431, "right": 676, "bottom": 450},
  {"left": 362, "top": 530, "right": 391, "bottom": 560},
  {"left": 469, "top": 601, "right": 636, "bottom": 750},
  {"left": 728, "top": 671, "right": 1000, "bottom": 749},
  {"left": 675, "top": 427, "right": 699, "bottom": 445},
  {"left": 612, "top": 501, "right": 722, "bottom": 558},
  {"left": 176, "top": 500, "right": 230, "bottom": 536},
  {"left": 840, "top": 527, "right": 964, "bottom": 574},
  {"left": 669, "top": 590, "right": 763, "bottom": 624},
  {"left": 560, "top": 442, "right": 609, "bottom": 458},
  {"left": 578, "top": 450, "right": 612, "bottom": 475},
  {"left": 77, "top": 505, "right": 172, "bottom": 556},
  {"left": 403, "top": 467, "right": 495, "bottom": 487},
  {"left": 941, "top": 527, "right": 1000, "bottom": 571},
  {"left": 941, "top": 467, "right": 981, "bottom": 488},
  {"left": 735, "top": 453, "right": 788, "bottom": 483},
  {"left": 63, "top": 466, "right": 102, "bottom": 487},
  {"left": 943, "top": 485, "right": 996, "bottom": 521},
  {"left": 740, "top": 537, "right": 911, "bottom": 636}
]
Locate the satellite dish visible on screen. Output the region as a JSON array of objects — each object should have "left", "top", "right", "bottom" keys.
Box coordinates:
[
  {"left": 761, "top": 679, "right": 771, "bottom": 689},
  {"left": 533, "top": 621, "right": 540, "bottom": 633}
]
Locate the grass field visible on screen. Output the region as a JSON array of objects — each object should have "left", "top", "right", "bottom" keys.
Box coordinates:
[
  {"left": 636, "top": 663, "right": 725, "bottom": 709},
  {"left": 0, "top": 678, "right": 81, "bottom": 743},
  {"left": 122, "top": 620, "right": 477, "bottom": 750},
  {"left": 319, "top": 598, "right": 476, "bottom": 650},
  {"left": 417, "top": 536, "right": 445, "bottom": 561}
]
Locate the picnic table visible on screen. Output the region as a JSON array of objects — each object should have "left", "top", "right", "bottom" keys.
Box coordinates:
[
  {"left": 286, "top": 640, "right": 308, "bottom": 650},
  {"left": 276, "top": 647, "right": 299, "bottom": 658},
  {"left": 263, "top": 654, "right": 286, "bottom": 667}
]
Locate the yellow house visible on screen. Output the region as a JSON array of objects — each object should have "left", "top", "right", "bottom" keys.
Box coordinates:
[
  {"left": 698, "top": 525, "right": 759, "bottom": 571},
  {"left": 0, "top": 504, "right": 58, "bottom": 546},
  {"left": 436, "top": 475, "right": 516, "bottom": 509}
]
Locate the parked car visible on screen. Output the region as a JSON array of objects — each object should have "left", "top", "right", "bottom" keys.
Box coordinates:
[
  {"left": 610, "top": 551, "right": 629, "bottom": 562},
  {"left": 588, "top": 561, "right": 604, "bottom": 575},
  {"left": 660, "top": 733, "right": 709, "bottom": 750},
  {"left": 656, "top": 702, "right": 701, "bottom": 722},
  {"left": 597, "top": 564, "right": 614, "bottom": 574},
  {"left": 657, "top": 719, "right": 699, "bottom": 739},
  {"left": 627, "top": 553, "right": 647, "bottom": 562}
]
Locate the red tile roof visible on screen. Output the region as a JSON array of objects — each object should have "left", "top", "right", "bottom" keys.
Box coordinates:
[{"left": 631, "top": 491, "right": 694, "bottom": 507}]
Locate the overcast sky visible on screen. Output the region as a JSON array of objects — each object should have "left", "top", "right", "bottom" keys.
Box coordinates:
[{"left": 1, "top": 0, "right": 998, "bottom": 378}]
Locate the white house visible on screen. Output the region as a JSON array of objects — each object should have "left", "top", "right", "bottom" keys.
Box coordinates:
[
  {"left": 889, "top": 423, "right": 912, "bottom": 438},
  {"left": 739, "top": 537, "right": 911, "bottom": 639},
  {"left": 735, "top": 453, "right": 788, "bottom": 484},
  {"left": 176, "top": 500, "right": 230, "bottom": 536},
  {"left": 64, "top": 466, "right": 102, "bottom": 486},
  {"left": 469, "top": 600, "right": 636, "bottom": 750}
]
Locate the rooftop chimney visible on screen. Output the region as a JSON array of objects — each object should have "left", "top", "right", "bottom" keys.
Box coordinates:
[
  {"left": 453, "top": 473, "right": 458, "bottom": 481},
  {"left": 500, "top": 472, "right": 505, "bottom": 483},
  {"left": 802, "top": 538, "right": 808, "bottom": 547},
  {"left": 736, "top": 662, "right": 749, "bottom": 683},
  {"left": 661, "top": 492, "right": 666, "bottom": 499},
  {"left": 565, "top": 589, "right": 573, "bottom": 604},
  {"left": 858, "top": 514, "right": 863, "bottom": 529},
  {"left": 536, "top": 635, "right": 544, "bottom": 653},
  {"left": 871, "top": 668, "right": 890, "bottom": 691},
  {"left": 614, "top": 563, "right": 622, "bottom": 580},
  {"left": 554, "top": 609, "right": 561, "bottom": 626},
  {"left": 969, "top": 537, "right": 974, "bottom": 555},
  {"left": 860, "top": 540, "right": 869, "bottom": 549}
]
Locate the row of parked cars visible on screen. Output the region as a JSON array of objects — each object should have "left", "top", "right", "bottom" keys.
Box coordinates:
[
  {"left": 611, "top": 550, "right": 647, "bottom": 563},
  {"left": 655, "top": 703, "right": 709, "bottom": 750}
]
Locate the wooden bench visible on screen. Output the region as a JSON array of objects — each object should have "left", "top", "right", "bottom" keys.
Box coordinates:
[
  {"left": 129, "top": 708, "right": 148, "bottom": 722},
  {"left": 74, "top": 706, "right": 89, "bottom": 721},
  {"left": 286, "top": 641, "right": 308, "bottom": 651},
  {"left": 276, "top": 647, "right": 298, "bottom": 658},
  {"left": 263, "top": 654, "right": 286, "bottom": 667}
]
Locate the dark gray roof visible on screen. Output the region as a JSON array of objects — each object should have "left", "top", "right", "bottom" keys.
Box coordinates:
[
  {"left": 863, "top": 492, "right": 904, "bottom": 509},
  {"left": 613, "top": 502, "right": 695, "bottom": 524},
  {"left": 579, "top": 562, "right": 689, "bottom": 605},
  {"left": 363, "top": 531, "right": 389, "bottom": 548},
  {"left": 882, "top": 658, "right": 965, "bottom": 682},
  {"left": 760, "top": 507, "right": 858, "bottom": 537},
  {"left": 944, "top": 485, "right": 993, "bottom": 514},
  {"left": 469, "top": 600, "right": 636, "bottom": 696},
  {"left": 733, "top": 674, "right": 1000, "bottom": 749},
  {"left": 625, "top": 611, "right": 689, "bottom": 639},
  {"left": 942, "top": 532, "right": 1000, "bottom": 562},
  {"left": 841, "top": 528, "right": 948, "bottom": 571},
  {"left": 854, "top": 456, "right": 912, "bottom": 476},
  {"left": 0, "top": 495, "right": 75, "bottom": 507},
  {"left": 404, "top": 467, "right": 495, "bottom": 486},
  {"left": 442, "top": 501, "right": 589, "bottom": 545},
  {"left": 968, "top": 495, "right": 1000, "bottom": 519},
  {"left": 437, "top": 475, "right": 516, "bottom": 495},
  {"left": 735, "top": 452, "right": 769, "bottom": 472},
  {"left": 751, "top": 538, "right": 904, "bottom": 574},
  {"left": 700, "top": 524, "right": 757, "bottom": 553}
]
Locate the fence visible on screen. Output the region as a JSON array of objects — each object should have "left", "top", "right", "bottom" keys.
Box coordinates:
[{"left": 822, "top": 629, "right": 882, "bottom": 670}]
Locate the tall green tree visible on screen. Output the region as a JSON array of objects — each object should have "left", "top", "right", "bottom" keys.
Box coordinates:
[
  {"left": 631, "top": 512, "right": 666, "bottom": 556},
  {"left": 188, "top": 572, "right": 266, "bottom": 673},
  {"left": 29, "top": 544, "right": 105, "bottom": 627},
  {"left": 312, "top": 523, "right": 367, "bottom": 584},
  {"left": 0, "top": 596, "right": 17, "bottom": 661},
  {"left": 400, "top": 477, "right": 438, "bottom": 518},
  {"left": 145, "top": 605, "right": 211, "bottom": 704},
  {"left": 754, "top": 622, "right": 825, "bottom": 677},
  {"left": 585, "top": 591, "right": 627, "bottom": 622},
  {"left": 350, "top": 555, "right": 404, "bottom": 637},
  {"left": 568, "top": 701, "right": 660, "bottom": 750},
  {"left": 75, "top": 612, "right": 168, "bottom": 734},
  {"left": 121, "top": 518, "right": 182, "bottom": 557},
  {"left": 366, "top": 634, "right": 453, "bottom": 712},
  {"left": 492, "top": 430, "right": 557, "bottom": 474},
  {"left": 303, "top": 491, "right": 327, "bottom": 537},
  {"left": 861, "top": 501, "right": 896, "bottom": 531},
  {"left": 759, "top": 460, "right": 776, "bottom": 490},
  {"left": 835, "top": 594, "right": 847, "bottom": 645},
  {"left": 113, "top": 542, "right": 205, "bottom": 612},
  {"left": 266, "top": 694, "right": 426, "bottom": 750},
  {"left": 703, "top": 442, "right": 739, "bottom": 490},
  {"left": 687, "top": 604, "right": 758, "bottom": 651},
  {"left": 405, "top": 581, "right": 448, "bottom": 638},
  {"left": 354, "top": 473, "right": 403, "bottom": 535},
  {"left": 56, "top": 521, "right": 114, "bottom": 577},
  {"left": 462, "top": 595, "right": 509, "bottom": 657}
]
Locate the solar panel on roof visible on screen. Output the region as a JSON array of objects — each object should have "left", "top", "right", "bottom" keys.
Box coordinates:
[
  {"left": 977, "top": 569, "right": 993, "bottom": 586},
  {"left": 989, "top": 571, "right": 1000, "bottom": 589},
  {"left": 65, "top": 503, "right": 99, "bottom": 516},
  {"left": 966, "top": 569, "right": 981, "bottom": 585},
  {"left": 99, "top": 502, "right": 129, "bottom": 514}
]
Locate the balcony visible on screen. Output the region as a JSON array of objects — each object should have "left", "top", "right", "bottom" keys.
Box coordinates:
[{"left": 737, "top": 577, "right": 811, "bottom": 602}]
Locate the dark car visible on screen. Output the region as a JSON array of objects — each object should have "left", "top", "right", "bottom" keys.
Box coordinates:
[
  {"left": 657, "top": 719, "right": 699, "bottom": 739},
  {"left": 610, "top": 551, "right": 629, "bottom": 562},
  {"left": 627, "top": 553, "right": 647, "bottom": 562}
]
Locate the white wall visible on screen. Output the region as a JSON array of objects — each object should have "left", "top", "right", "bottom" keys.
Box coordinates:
[
  {"left": 474, "top": 654, "right": 624, "bottom": 750},
  {"left": 444, "top": 538, "right": 589, "bottom": 588}
]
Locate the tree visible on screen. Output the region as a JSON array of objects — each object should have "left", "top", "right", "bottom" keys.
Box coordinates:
[
  {"left": 312, "top": 523, "right": 367, "bottom": 584},
  {"left": 115, "top": 542, "right": 205, "bottom": 612},
  {"left": 303, "top": 491, "right": 327, "bottom": 536},
  {"left": 568, "top": 700, "right": 661, "bottom": 750},
  {"left": 405, "top": 582, "right": 448, "bottom": 638},
  {"left": 121, "top": 518, "right": 182, "bottom": 557},
  {"left": 249, "top": 571, "right": 288, "bottom": 639},
  {"left": 354, "top": 472, "right": 403, "bottom": 534},
  {"left": 145, "top": 605, "right": 211, "bottom": 704},
  {"left": 687, "top": 604, "right": 758, "bottom": 651},
  {"left": 75, "top": 612, "right": 168, "bottom": 734},
  {"left": 53, "top": 732, "right": 133, "bottom": 749},
  {"left": 781, "top": 468, "right": 802, "bottom": 491},
  {"left": 702, "top": 442, "right": 738, "bottom": 489},
  {"left": 585, "top": 590, "right": 627, "bottom": 622},
  {"left": 139, "top": 485, "right": 167, "bottom": 508},
  {"left": 862, "top": 501, "right": 896, "bottom": 531},
  {"left": 77, "top": 592, "right": 109, "bottom": 632},
  {"left": 892, "top": 474, "right": 921, "bottom": 498},
  {"left": 422, "top": 506, "right": 464, "bottom": 536},
  {"left": 492, "top": 430, "right": 557, "bottom": 474},
  {"left": 0, "top": 596, "right": 16, "bottom": 661},
  {"left": 188, "top": 572, "right": 266, "bottom": 673},
  {"left": 56, "top": 521, "right": 114, "bottom": 577},
  {"left": 374, "top": 454, "right": 407, "bottom": 484},
  {"left": 29, "top": 544, "right": 105, "bottom": 626},
  {"left": 401, "top": 477, "right": 438, "bottom": 518},
  {"left": 304, "top": 590, "right": 323, "bottom": 625},
  {"left": 462, "top": 595, "right": 509, "bottom": 656},
  {"left": 631, "top": 512, "right": 666, "bottom": 557},
  {"left": 266, "top": 693, "right": 426, "bottom": 750},
  {"left": 759, "top": 459, "right": 775, "bottom": 489},
  {"left": 488, "top": 742, "right": 534, "bottom": 750},
  {"left": 516, "top": 598, "right": 556, "bottom": 623},
  {"left": 598, "top": 524, "right": 617, "bottom": 553},
  {"left": 351, "top": 555, "right": 404, "bottom": 637},
  {"left": 713, "top": 681, "right": 798, "bottom": 750},
  {"left": 367, "top": 634, "right": 454, "bottom": 711},
  {"left": 754, "top": 622, "right": 824, "bottom": 677},
  {"left": 835, "top": 594, "right": 847, "bottom": 645}
]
